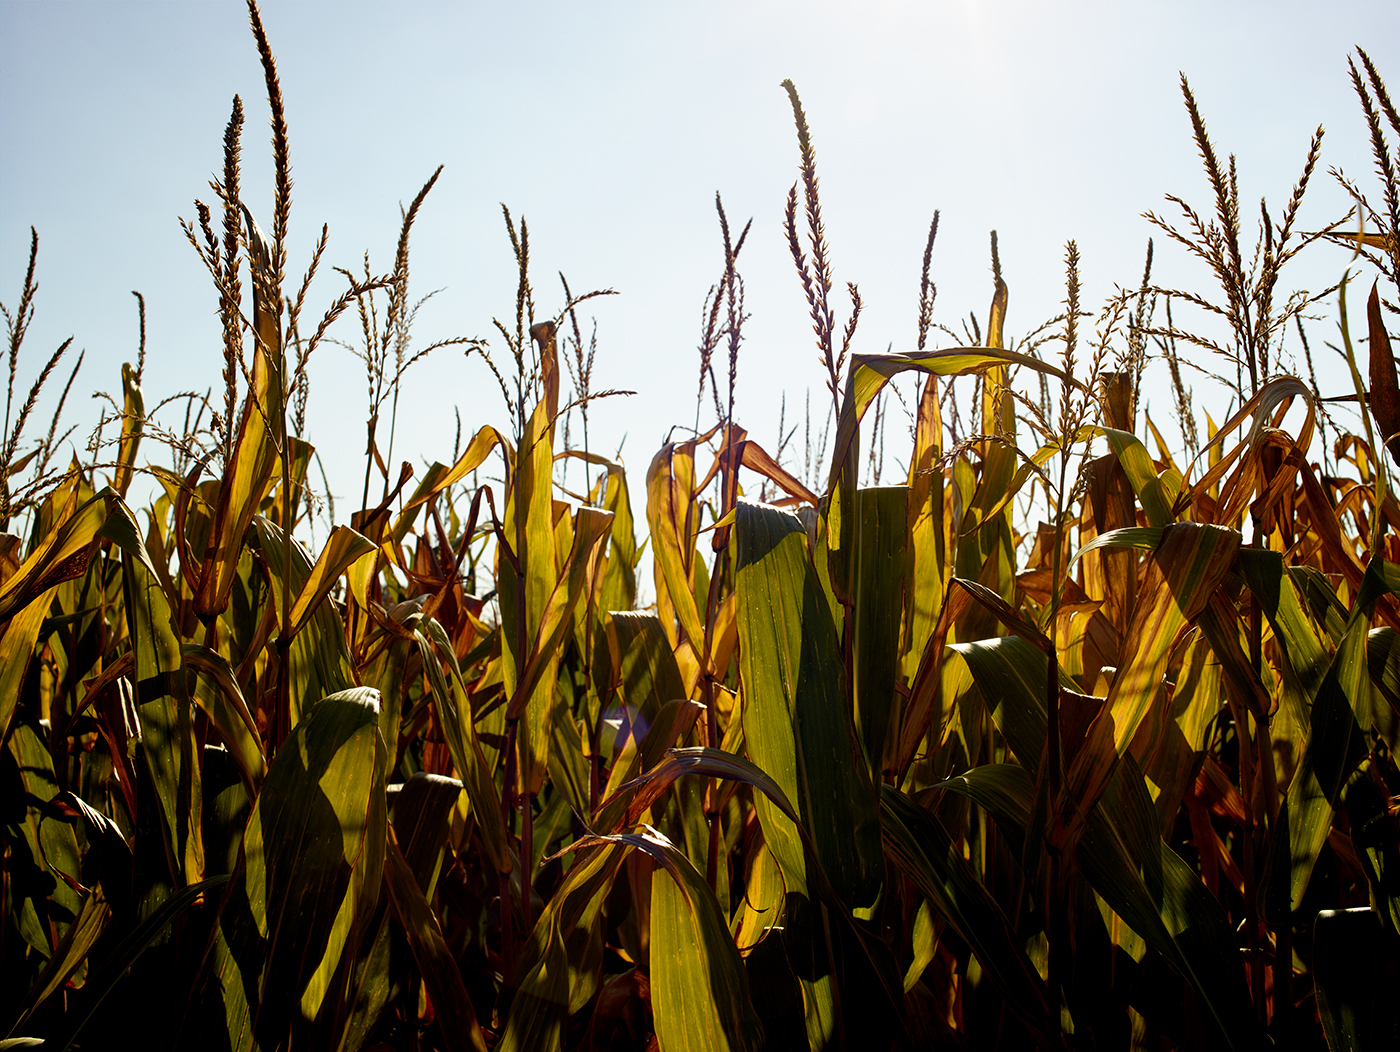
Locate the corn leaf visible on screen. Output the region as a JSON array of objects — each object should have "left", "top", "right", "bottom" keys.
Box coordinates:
[
  {"left": 645, "top": 441, "right": 706, "bottom": 652},
  {"left": 256, "top": 516, "right": 356, "bottom": 728},
  {"left": 650, "top": 840, "right": 764, "bottom": 1052},
  {"left": 49, "top": 875, "right": 231, "bottom": 1052},
  {"left": 184, "top": 644, "right": 266, "bottom": 796},
  {"left": 733, "top": 500, "right": 881, "bottom": 910},
  {"left": 408, "top": 613, "right": 511, "bottom": 877},
  {"left": 1269, "top": 602, "right": 1371, "bottom": 913},
  {"left": 0, "top": 593, "right": 49, "bottom": 743},
  {"left": 850, "top": 486, "right": 907, "bottom": 781},
  {"left": 1058, "top": 522, "right": 1240, "bottom": 842},
  {"left": 880, "top": 786, "right": 1055, "bottom": 1045},
  {"left": 285, "top": 524, "right": 376, "bottom": 639},
  {"left": 188, "top": 688, "right": 386, "bottom": 1051},
  {"left": 121, "top": 547, "right": 202, "bottom": 884},
  {"left": 952, "top": 643, "right": 1267, "bottom": 1049},
  {"left": 383, "top": 829, "right": 487, "bottom": 1052},
  {"left": 824, "top": 347, "right": 1080, "bottom": 597},
  {"left": 1078, "top": 755, "right": 1264, "bottom": 1050},
  {"left": 11, "top": 886, "right": 109, "bottom": 1031},
  {"left": 3, "top": 721, "right": 85, "bottom": 961},
  {"left": 1094, "top": 426, "right": 1181, "bottom": 528},
  {"left": 609, "top": 611, "right": 688, "bottom": 740}
]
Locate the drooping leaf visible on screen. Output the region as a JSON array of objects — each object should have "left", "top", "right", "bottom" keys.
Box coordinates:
[
  {"left": 880, "top": 785, "right": 1054, "bottom": 1046},
  {"left": 256, "top": 516, "right": 356, "bottom": 729},
  {"left": 49, "top": 875, "right": 231, "bottom": 1052},
  {"left": 650, "top": 841, "right": 764, "bottom": 1052},
  {"left": 184, "top": 644, "right": 266, "bottom": 795},
  {"left": 284, "top": 524, "right": 376, "bottom": 639},
  {"left": 382, "top": 829, "right": 487, "bottom": 1052},
  {"left": 1057, "top": 522, "right": 1240, "bottom": 845},
  {"left": 10, "top": 886, "right": 109, "bottom": 1032},
  {"left": 824, "top": 346, "right": 1081, "bottom": 601}
]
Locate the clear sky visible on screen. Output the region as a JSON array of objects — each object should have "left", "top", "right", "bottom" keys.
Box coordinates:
[{"left": 2, "top": 1, "right": 1396, "bottom": 524}]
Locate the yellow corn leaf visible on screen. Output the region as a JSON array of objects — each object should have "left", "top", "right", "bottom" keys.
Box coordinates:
[
  {"left": 0, "top": 487, "right": 104, "bottom": 622},
  {"left": 183, "top": 644, "right": 266, "bottom": 795},
  {"left": 390, "top": 423, "right": 506, "bottom": 548},
  {"left": 645, "top": 441, "right": 706, "bottom": 652},
  {"left": 111, "top": 361, "right": 144, "bottom": 498},
  {"left": 509, "top": 507, "right": 613, "bottom": 792},
  {"left": 732, "top": 837, "right": 785, "bottom": 950},
  {"left": 0, "top": 591, "right": 51, "bottom": 741},
  {"left": 1056, "top": 523, "right": 1240, "bottom": 847},
  {"left": 285, "top": 524, "right": 376, "bottom": 639}
]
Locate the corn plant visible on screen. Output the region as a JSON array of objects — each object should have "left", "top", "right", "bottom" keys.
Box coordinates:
[{"left": 3, "top": 4, "right": 1399, "bottom": 1050}]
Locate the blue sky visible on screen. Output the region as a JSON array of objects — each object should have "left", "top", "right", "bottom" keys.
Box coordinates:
[{"left": 2, "top": 1, "right": 1396, "bottom": 522}]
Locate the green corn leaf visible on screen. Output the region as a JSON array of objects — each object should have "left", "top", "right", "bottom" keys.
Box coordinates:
[
  {"left": 733, "top": 500, "right": 882, "bottom": 911},
  {"left": 121, "top": 547, "right": 202, "bottom": 884},
  {"left": 10, "top": 885, "right": 109, "bottom": 1032},
  {"left": 1270, "top": 605, "right": 1371, "bottom": 914},
  {"left": 1094, "top": 426, "right": 1181, "bottom": 528},
  {"left": 499, "top": 358, "right": 562, "bottom": 797},
  {"left": 508, "top": 506, "right": 614, "bottom": 722},
  {"left": 608, "top": 611, "right": 687, "bottom": 743},
  {"left": 554, "top": 828, "right": 763, "bottom": 1052},
  {"left": 1371, "top": 626, "right": 1400, "bottom": 755},
  {"left": 390, "top": 772, "right": 465, "bottom": 901},
  {"left": 650, "top": 841, "right": 764, "bottom": 1052},
  {"left": 408, "top": 612, "right": 510, "bottom": 877},
  {"left": 2, "top": 721, "right": 84, "bottom": 964},
  {"left": 502, "top": 842, "right": 628, "bottom": 1051},
  {"left": 499, "top": 916, "right": 570, "bottom": 1052},
  {"left": 850, "top": 486, "right": 907, "bottom": 781},
  {"left": 1078, "top": 754, "right": 1264, "bottom": 1050},
  {"left": 185, "top": 689, "right": 386, "bottom": 1051},
  {"left": 593, "top": 699, "right": 707, "bottom": 833}
]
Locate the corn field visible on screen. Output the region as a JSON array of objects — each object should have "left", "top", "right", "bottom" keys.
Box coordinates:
[{"left": 3, "top": 4, "right": 1399, "bottom": 1050}]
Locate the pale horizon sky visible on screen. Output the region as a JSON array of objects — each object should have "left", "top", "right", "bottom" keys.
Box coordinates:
[{"left": 2, "top": 1, "right": 1396, "bottom": 528}]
